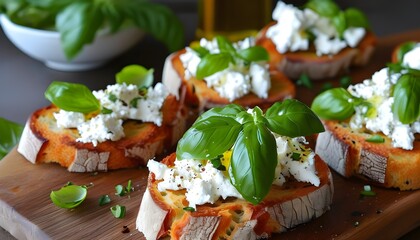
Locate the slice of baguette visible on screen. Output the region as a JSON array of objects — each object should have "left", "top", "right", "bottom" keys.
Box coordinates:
[
  {"left": 255, "top": 22, "right": 377, "bottom": 80},
  {"left": 17, "top": 94, "right": 191, "bottom": 172},
  {"left": 136, "top": 152, "right": 333, "bottom": 239},
  {"left": 162, "top": 50, "right": 296, "bottom": 112},
  {"left": 315, "top": 120, "right": 420, "bottom": 190}
]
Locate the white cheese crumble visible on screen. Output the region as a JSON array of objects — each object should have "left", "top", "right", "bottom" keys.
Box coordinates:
[
  {"left": 266, "top": 1, "right": 366, "bottom": 56},
  {"left": 348, "top": 59, "right": 420, "bottom": 149},
  {"left": 402, "top": 43, "right": 420, "bottom": 69},
  {"left": 148, "top": 135, "right": 319, "bottom": 209},
  {"left": 179, "top": 37, "right": 271, "bottom": 102},
  {"left": 54, "top": 82, "right": 169, "bottom": 146}
]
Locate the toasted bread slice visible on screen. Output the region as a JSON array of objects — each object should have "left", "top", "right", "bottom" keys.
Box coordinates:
[
  {"left": 136, "top": 152, "right": 333, "bottom": 239},
  {"left": 17, "top": 94, "right": 191, "bottom": 172},
  {"left": 255, "top": 22, "right": 377, "bottom": 80},
  {"left": 163, "top": 50, "right": 296, "bottom": 112},
  {"left": 315, "top": 120, "right": 420, "bottom": 190}
]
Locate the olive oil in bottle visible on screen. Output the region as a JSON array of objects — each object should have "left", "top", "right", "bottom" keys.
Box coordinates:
[{"left": 196, "top": 0, "right": 272, "bottom": 41}]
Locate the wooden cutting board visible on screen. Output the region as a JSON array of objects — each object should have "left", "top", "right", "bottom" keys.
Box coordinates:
[{"left": 1, "top": 30, "right": 420, "bottom": 240}]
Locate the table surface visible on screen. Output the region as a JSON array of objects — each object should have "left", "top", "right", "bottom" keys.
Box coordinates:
[{"left": 1, "top": 1, "right": 420, "bottom": 239}]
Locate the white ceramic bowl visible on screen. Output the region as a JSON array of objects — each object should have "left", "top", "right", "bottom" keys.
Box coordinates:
[{"left": 0, "top": 14, "right": 144, "bottom": 71}]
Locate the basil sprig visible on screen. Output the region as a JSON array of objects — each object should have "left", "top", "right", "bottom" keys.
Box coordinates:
[
  {"left": 0, "top": 0, "right": 184, "bottom": 59},
  {"left": 176, "top": 100, "right": 324, "bottom": 204},
  {"left": 45, "top": 81, "right": 100, "bottom": 113},
  {"left": 195, "top": 36, "right": 269, "bottom": 79},
  {"left": 305, "top": 0, "right": 370, "bottom": 37}
]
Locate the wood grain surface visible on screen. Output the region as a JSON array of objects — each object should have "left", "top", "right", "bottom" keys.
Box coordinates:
[{"left": 1, "top": 30, "right": 420, "bottom": 240}]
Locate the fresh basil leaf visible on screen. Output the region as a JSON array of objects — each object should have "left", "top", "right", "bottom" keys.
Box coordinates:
[
  {"left": 365, "top": 135, "right": 385, "bottom": 143},
  {"left": 99, "top": 0, "right": 124, "bottom": 33},
  {"left": 396, "top": 41, "right": 417, "bottom": 63},
  {"left": 196, "top": 104, "right": 245, "bottom": 122},
  {"left": 120, "top": 0, "right": 184, "bottom": 52},
  {"left": 229, "top": 122, "right": 277, "bottom": 205},
  {"left": 320, "top": 82, "right": 334, "bottom": 93},
  {"left": 183, "top": 206, "right": 195, "bottom": 212},
  {"left": 345, "top": 8, "right": 370, "bottom": 29},
  {"left": 196, "top": 53, "right": 233, "bottom": 79},
  {"left": 50, "top": 184, "right": 87, "bottom": 209},
  {"left": 392, "top": 74, "right": 420, "bottom": 124},
  {"left": 311, "top": 88, "right": 357, "bottom": 120},
  {"left": 237, "top": 46, "right": 269, "bottom": 62},
  {"left": 305, "top": 0, "right": 340, "bottom": 18},
  {"left": 216, "top": 35, "right": 236, "bottom": 55},
  {"left": 265, "top": 99, "right": 324, "bottom": 137},
  {"left": 56, "top": 1, "right": 103, "bottom": 60},
  {"left": 191, "top": 46, "right": 210, "bottom": 58},
  {"left": 176, "top": 116, "right": 242, "bottom": 160},
  {"left": 116, "top": 65, "right": 154, "bottom": 89},
  {"left": 332, "top": 11, "right": 346, "bottom": 38},
  {"left": 115, "top": 184, "right": 125, "bottom": 196},
  {"left": 0, "top": 118, "right": 23, "bottom": 159},
  {"left": 45, "top": 81, "right": 100, "bottom": 113}
]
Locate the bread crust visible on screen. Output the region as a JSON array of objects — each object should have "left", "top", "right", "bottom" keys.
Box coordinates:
[
  {"left": 255, "top": 22, "right": 377, "bottom": 80},
  {"left": 136, "top": 152, "right": 333, "bottom": 239},
  {"left": 17, "top": 94, "right": 191, "bottom": 172},
  {"left": 315, "top": 120, "right": 420, "bottom": 190},
  {"left": 163, "top": 50, "right": 296, "bottom": 112}
]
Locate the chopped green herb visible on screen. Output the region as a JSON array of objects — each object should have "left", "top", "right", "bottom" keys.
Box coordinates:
[
  {"left": 291, "top": 152, "right": 301, "bottom": 161},
  {"left": 115, "top": 180, "right": 133, "bottom": 196},
  {"left": 108, "top": 94, "right": 117, "bottom": 102},
  {"left": 183, "top": 207, "right": 196, "bottom": 212},
  {"left": 339, "top": 76, "right": 352, "bottom": 88},
  {"left": 99, "top": 195, "right": 111, "bottom": 206},
  {"left": 101, "top": 107, "right": 113, "bottom": 114},
  {"left": 360, "top": 185, "right": 376, "bottom": 196},
  {"left": 110, "top": 205, "right": 126, "bottom": 218},
  {"left": 296, "top": 73, "right": 313, "bottom": 88},
  {"left": 365, "top": 135, "right": 385, "bottom": 143}
]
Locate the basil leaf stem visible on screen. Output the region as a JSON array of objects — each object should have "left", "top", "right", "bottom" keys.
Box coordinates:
[{"left": 45, "top": 81, "right": 100, "bottom": 113}]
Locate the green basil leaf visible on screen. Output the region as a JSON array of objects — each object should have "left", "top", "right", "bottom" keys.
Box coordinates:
[
  {"left": 176, "top": 116, "right": 242, "bottom": 160},
  {"left": 339, "top": 75, "right": 352, "bottom": 88},
  {"left": 115, "top": 64, "right": 154, "bottom": 89},
  {"left": 110, "top": 205, "right": 126, "bottom": 218},
  {"left": 365, "top": 135, "right": 385, "bottom": 143},
  {"left": 50, "top": 184, "right": 87, "bottom": 209},
  {"left": 183, "top": 206, "right": 195, "bottom": 212},
  {"left": 265, "top": 99, "right": 324, "bottom": 137},
  {"left": 115, "top": 184, "right": 125, "bottom": 196},
  {"left": 392, "top": 74, "right": 420, "bottom": 124},
  {"left": 229, "top": 122, "right": 277, "bottom": 205},
  {"left": 191, "top": 46, "right": 210, "bottom": 58},
  {"left": 0, "top": 118, "right": 23, "bottom": 159},
  {"left": 56, "top": 1, "right": 103, "bottom": 60},
  {"left": 196, "top": 53, "right": 233, "bottom": 79},
  {"left": 196, "top": 104, "right": 245, "bottom": 122},
  {"left": 216, "top": 35, "right": 236, "bottom": 55},
  {"left": 344, "top": 8, "right": 370, "bottom": 29},
  {"left": 237, "top": 46, "right": 269, "bottom": 62},
  {"left": 99, "top": 0, "right": 124, "bottom": 33},
  {"left": 395, "top": 41, "right": 417, "bottom": 63},
  {"left": 332, "top": 11, "right": 346, "bottom": 38},
  {"left": 45, "top": 81, "right": 100, "bottom": 113},
  {"left": 120, "top": 0, "right": 184, "bottom": 52},
  {"left": 305, "top": 0, "right": 340, "bottom": 18},
  {"left": 311, "top": 88, "right": 356, "bottom": 120}
]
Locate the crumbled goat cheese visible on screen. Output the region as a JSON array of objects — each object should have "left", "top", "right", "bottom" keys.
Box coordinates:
[
  {"left": 148, "top": 135, "right": 319, "bottom": 208},
  {"left": 179, "top": 37, "right": 271, "bottom": 101},
  {"left": 54, "top": 110, "right": 85, "bottom": 128},
  {"left": 267, "top": 1, "right": 366, "bottom": 56},
  {"left": 54, "top": 82, "right": 169, "bottom": 146},
  {"left": 348, "top": 65, "right": 420, "bottom": 150},
  {"left": 402, "top": 44, "right": 420, "bottom": 69}
]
